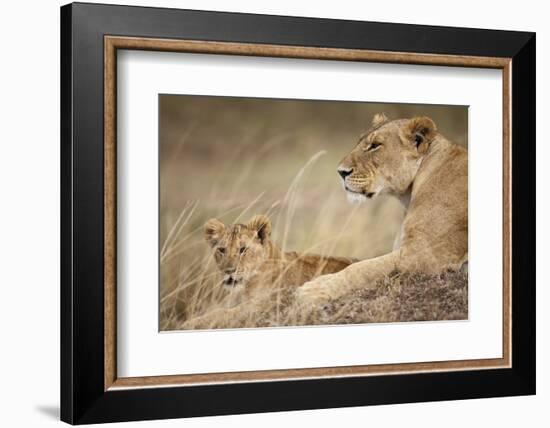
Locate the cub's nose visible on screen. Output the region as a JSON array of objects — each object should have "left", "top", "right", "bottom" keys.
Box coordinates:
[
  {"left": 338, "top": 167, "right": 353, "bottom": 180},
  {"left": 224, "top": 267, "right": 236, "bottom": 274}
]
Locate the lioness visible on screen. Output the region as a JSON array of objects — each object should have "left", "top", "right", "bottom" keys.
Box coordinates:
[
  {"left": 204, "top": 214, "right": 356, "bottom": 303},
  {"left": 296, "top": 113, "right": 468, "bottom": 304}
]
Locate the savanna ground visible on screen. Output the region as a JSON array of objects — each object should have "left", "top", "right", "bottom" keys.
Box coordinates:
[{"left": 159, "top": 95, "right": 468, "bottom": 331}]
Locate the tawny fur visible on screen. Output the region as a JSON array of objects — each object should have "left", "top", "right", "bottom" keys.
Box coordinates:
[
  {"left": 204, "top": 214, "right": 356, "bottom": 303},
  {"left": 182, "top": 215, "right": 356, "bottom": 329},
  {"left": 297, "top": 114, "right": 468, "bottom": 304}
]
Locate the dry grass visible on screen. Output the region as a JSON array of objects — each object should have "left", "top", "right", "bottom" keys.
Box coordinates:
[
  {"left": 165, "top": 270, "right": 468, "bottom": 330},
  {"left": 159, "top": 95, "right": 468, "bottom": 331}
]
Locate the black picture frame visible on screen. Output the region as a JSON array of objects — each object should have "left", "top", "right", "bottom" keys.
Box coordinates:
[{"left": 61, "top": 2, "right": 535, "bottom": 424}]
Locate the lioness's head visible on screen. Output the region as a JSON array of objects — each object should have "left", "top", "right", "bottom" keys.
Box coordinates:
[
  {"left": 337, "top": 114, "right": 437, "bottom": 203},
  {"left": 204, "top": 215, "right": 272, "bottom": 289}
]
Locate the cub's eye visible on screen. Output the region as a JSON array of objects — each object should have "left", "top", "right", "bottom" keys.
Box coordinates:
[
  {"left": 216, "top": 247, "right": 226, "bottom": 255},
  {"left": 239, "top": 247, "right": 247, "bottom": 255},
  {"left": 366, "top": 142, "right": 382, "bottom": 151}
]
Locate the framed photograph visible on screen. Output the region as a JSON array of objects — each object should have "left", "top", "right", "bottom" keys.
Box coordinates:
[{"left": 61, "top": 2, "right": 535, "bottom": 424}]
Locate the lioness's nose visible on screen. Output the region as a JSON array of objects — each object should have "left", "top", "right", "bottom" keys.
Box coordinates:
[
  {"left": 224, "top": 267, "right": 236, "bottom": 274},
  {"left": 338, "top": 167, "right": 353, "bottom": 180}
]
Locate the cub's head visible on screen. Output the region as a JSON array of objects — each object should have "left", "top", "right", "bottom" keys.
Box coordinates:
[
  {"left": 337, "top": 114, "right": 437, "bottom": 203},
  {"left": 204, "top": 215, "right": 273, "bottom": 289}
]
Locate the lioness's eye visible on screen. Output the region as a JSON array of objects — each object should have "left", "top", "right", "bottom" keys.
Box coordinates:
[
  {"left": 239, "top": 247, "right": 247, "bottom": 255},
  {"left": 217, "top": 247, "right": 226, "bottom": 255},
  {"left": 367, "top": 142, "right": 382, "bottom": 151}
]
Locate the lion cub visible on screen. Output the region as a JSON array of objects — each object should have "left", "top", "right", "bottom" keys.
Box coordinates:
[{"left": 204, "top": 215, "right": 355, "bottom": 301}]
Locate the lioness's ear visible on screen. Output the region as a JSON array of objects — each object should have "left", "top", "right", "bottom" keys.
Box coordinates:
[
  {"left": 371, "top": 113, "right": 389, "bottom": 128},
  {"left": 247, "top": 215, "right": 272, "bottom": 243},
  {"left": 407, "top": 116, "right": 437, "bottom": 154},
  {"left": 204, "top": 218, "right": 225, "bottom": 246}
]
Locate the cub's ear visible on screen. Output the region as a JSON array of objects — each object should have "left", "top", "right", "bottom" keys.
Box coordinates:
[
  {"left": 406, "top": 116, "right": 437, "bottom": 154},
  {"left": 247, "top": 214, "right": 272, "bottom": 243},
  {"left": 371, "top": 113, "right": 389, "bottom": 128},
  {"left": 204, "top": 218, "right": 225, "bottom": 246}
]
